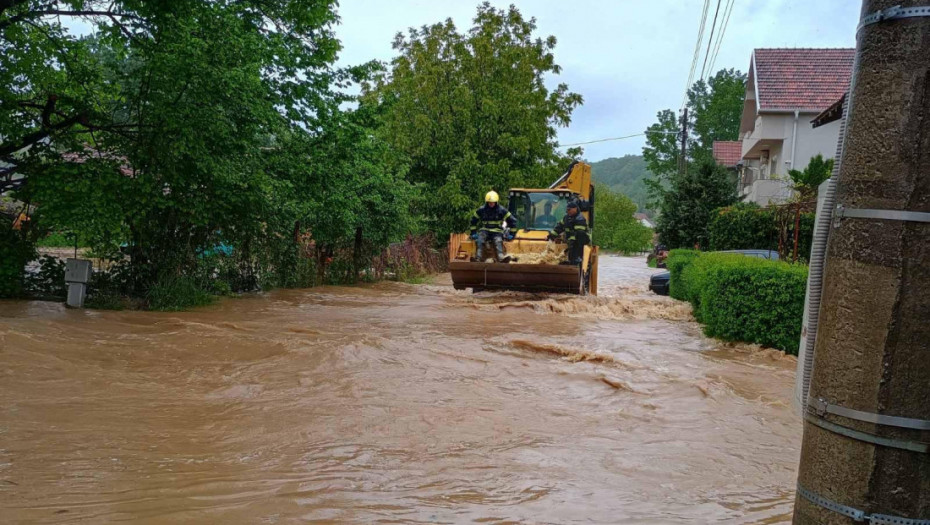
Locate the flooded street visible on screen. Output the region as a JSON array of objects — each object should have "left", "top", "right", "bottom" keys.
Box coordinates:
[{"left": 0, "top": 255, "right": 801, "bottom": 523}]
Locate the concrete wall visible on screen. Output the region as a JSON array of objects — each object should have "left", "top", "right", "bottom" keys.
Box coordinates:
[
  {"left": 739, "top": 113, "right": 842, "bottom": 206},
  {"left": 790, "top": 118, "right": 842, "bottom": 174}
]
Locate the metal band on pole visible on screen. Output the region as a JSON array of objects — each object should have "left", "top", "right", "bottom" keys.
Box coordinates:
[
  {"left": 810, "top": 398, "right": 930, "bottom": 430},
  {"left": 858, "top": 5, "right": 930, "bottom": 32},
  {"left": 835, "top": 205, "right": 930, "bottom": 223},
  {"left": 797, "top": 484, "right": 930, "bottom": 524},
  {"left": 804, "top": 413, "right": 928, "bottom": 453}
]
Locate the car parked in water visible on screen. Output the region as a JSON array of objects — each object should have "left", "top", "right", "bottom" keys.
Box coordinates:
[{"left": 648, "top": 249, "right": 779, "bottom": 296}]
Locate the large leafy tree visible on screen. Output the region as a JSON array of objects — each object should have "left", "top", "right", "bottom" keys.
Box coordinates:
[
  {"left": 364, "top": 2, "right": 582, "bottom": 239},
  {"left": 687, "top": 69, "right": 746, "bottom": 162},
  {"left": 642, "top": 68, "right": 746, "bottom": 189},
  {"left": 1, "top": 1, "right": 347, "bottom": 273},
  {"left": 654, "top": 159, "right": 737, "bottom": 249},
  {"left": 643, "top": 69, "right": 745, "bottom": 248},
  {"left": 594, "top": 188, "right": 653, "bottom": 254}
]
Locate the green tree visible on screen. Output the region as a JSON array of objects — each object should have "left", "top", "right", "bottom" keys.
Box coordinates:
[
  {"left": 687, "top": 69, "right": 747, "bottom": 162},
  {"left": 642, "top": 109, "right": 680, "bottom": 183},
  {"left": 365, "top": 2, "right": 582, "bottom": 240},
  {"left": 594, "top": 188, "right": 653, "bottom": 254},
  {"left": 655, "top": 159, "right": 737, "bottom": 249},
  {"left": 786, "top": 154, "right": 833, "bottom": 261},
  {"left": 642, "top": 69, "right": 746, "bottom": 199},
  {"left": 3, "top": 1, "right": 426, "bottom": 298},
  {"left": 788, "top": 154, "right": 833, "bottom": 201}
]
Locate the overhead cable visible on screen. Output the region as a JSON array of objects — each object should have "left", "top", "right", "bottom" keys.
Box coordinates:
[
  {"left": 681, "top": 0, "right": 711, "bottom": 109},
  {"left": 707, "top": 0, "right": 736, "bottom": 78},
  {"left": 557, "top": 130, "right": 679, "bottom": 148},
  {"left": 699, "top": 0, "right": 724, "bottom": 81}
]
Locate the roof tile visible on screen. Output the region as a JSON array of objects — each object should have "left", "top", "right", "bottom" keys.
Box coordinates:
[
  {"left": 754, "top": 48, "right": 855, "bottom": 111},
  {"left": 713, "top": 141, "right": 742, "bottom": 167}
]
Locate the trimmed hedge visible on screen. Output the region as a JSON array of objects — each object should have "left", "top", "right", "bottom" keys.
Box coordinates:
[
  {"left": 708, "top": 203, "right": 816, "bottom": 262},
  {"left": 666, "top": 249, "right": 701, "bottom": 301},
  {"left": 708, "top": 203, "right": 777, "bottom": 251},
  {"left": 666, "top": 250, "right": 807, "bottom": 353}
]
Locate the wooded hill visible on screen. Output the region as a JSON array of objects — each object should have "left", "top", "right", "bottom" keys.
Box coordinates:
[{"left": 589, "top": 155, "right": 653, "bottom": 215}]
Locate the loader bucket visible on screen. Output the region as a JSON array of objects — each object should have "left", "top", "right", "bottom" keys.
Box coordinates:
[{"left": 449, "top": 261, "right": 584, "bottom": 294}]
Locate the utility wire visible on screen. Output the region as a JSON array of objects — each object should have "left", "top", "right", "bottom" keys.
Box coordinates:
[
  {"left": 681, "top": 0, "right": 711, "bottom": 109},
  {"left": 557, "top": 130, "right": 679, "bottom": 148},
  {"left": 707, "top": 0, "right": 736, "bottom": 78},
  {"left": 682, "top": 0, "right": 709, "bottom": 106},
  {"left": 699, "top": 0, "right": 724, "bottom": 82}
]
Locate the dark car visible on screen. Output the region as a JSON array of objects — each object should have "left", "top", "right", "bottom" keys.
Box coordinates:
[{"left": 648, "top": 249, "right": 779, "bottom": 296}]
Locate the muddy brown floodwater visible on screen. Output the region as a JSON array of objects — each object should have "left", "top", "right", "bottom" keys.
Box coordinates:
[{"left": 0, "top": 255, "right": 801, "bottom": 524}]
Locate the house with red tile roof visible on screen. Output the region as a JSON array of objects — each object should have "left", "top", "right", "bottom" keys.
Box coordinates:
[
  {"left": 712, "top": 140, "right": 742, "bottom": 168},
  {"left": 737, "top": 48, "right": 854, "bottom": 205}
]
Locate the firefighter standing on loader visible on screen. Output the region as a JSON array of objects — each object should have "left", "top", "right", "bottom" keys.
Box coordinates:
[
  {"left": 548, "top": 200, "right": 589, "bottom": 265},
  {"left": 470, "top": 191, "right": 515, "bottom": 263}
]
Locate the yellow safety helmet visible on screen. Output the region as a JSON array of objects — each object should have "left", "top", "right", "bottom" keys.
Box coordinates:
[{"left": 485, "top": 190, "right": 500, "bottom": 203}]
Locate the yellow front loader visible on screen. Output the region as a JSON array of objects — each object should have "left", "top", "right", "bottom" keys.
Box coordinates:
[{"left": 448, "top": 161, "right": 599, "bottom": 295}]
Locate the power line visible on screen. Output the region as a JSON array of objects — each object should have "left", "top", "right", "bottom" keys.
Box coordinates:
[
  {"left": 557, "top": 130, "right": 678, "bottom": 148},
  {"left": 681, "top": 0, "right": 711, "bottom": 109},
  {"left": 707, "top": 0, "right": 736, "bottom": 78},
  {"left": 699, "top": 0, "right": 724, "bottom": 82},
  {"left": 682, "top": 0, "right": 710, "bottom": 107}
]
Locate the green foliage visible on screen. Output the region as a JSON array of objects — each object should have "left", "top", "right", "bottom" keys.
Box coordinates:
[
  {"left": 693, "top": 254, "right": 807, "bottom": 353},
  {"left": 24, "top": 255, "right": 66, "bottom": 299},
  {"left": 0, "top": 229, "right": 35, "bottom": 298},
  {"left": 146, "top": 275, "right": 215, "bottom": 311},
  {"left": 589, "top": 155, "right": 653, "bottom": 214},
  {"left": 647, "top": 257, "right": 657, "bottom": 268},
  {"left": 642, "top": 109, "right": 680, "bottom": 184},
  {"left": 642, "top": 69, "right": 746, "bottom": 193},
  {"left": 2, "top": 1, "right": 431, "bottom": 304},
  {"left": 789, "top": 154, "right": 833, "bottom": 198},
  {"left": 709, "top": 203, "right": 778, "bottom": 251},
  {"left": 594, "top": 189, "right": 653, "bottom": 254},
  {"left": 668, "top": 251, "right": 807, "bottom": 353},
  {"left": 666, "top": 249, "right": 701, "bottom": 301},
  {"left": 655, "top": 159, "right": 736, "bottom": 249},
  {"left": 642, "top": 70, "right": 744, "bottom": 249},
  {"left": 365, "top": 3, "right": 582, "bottom": 240},
  {"left": 686, "top": 69, "right": 747, "bottom": 164},
  {"left": 36, "top": 231, "right": 78, "bottom": 248}
]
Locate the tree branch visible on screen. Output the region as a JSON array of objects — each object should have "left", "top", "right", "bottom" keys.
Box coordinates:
[{"left": 1, "top": 5, "right": 142, "bottom": 32}]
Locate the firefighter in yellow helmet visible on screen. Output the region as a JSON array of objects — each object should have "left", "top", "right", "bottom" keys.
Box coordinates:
[{"left": 469, "top": 190, "right": 515, "bottom": 262}]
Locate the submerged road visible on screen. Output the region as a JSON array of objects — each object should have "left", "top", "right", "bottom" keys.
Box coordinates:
[{"left": 0, "top": 255, "right": 801, "bottom": 523}]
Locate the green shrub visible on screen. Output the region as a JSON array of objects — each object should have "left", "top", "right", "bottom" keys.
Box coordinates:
[
  {"left": 24, "top": 255, "right": 67, "bottom": 299},
  {"left": 0, "top": 229, "right": 36, "bottom": 298},
  {"left": 37, "top": 231, "right": 78, "bottom": 248},
  {"left": 666, "top": 249, "right": 701, "bottom": 301},
  {"left": 708, "top": 203, "right": 777, "bottom": 251},
  {"left": 676, "top": 253, "right": 807, "bottom": 353},
  {"left": 147, "top": 275, "right": 215, "bottom": 311}
]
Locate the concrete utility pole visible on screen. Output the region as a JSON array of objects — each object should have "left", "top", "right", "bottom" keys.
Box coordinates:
[
  {"left": 679, "top": 107, "right": 688, "bottom": 177},
  {"left": 793, "top": 1, "right": 930, "bottom": 523}
]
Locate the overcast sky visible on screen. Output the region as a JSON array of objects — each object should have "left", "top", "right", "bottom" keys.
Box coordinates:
[{"left": 335, "top": 0, "right": 860, "bottom": 162}]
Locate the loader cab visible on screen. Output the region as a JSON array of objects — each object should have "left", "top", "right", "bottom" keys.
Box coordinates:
[{"left": 508, "top": 190, "right": 592, "bottom": 233}]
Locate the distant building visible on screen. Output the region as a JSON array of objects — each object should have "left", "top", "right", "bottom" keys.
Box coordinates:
[
  {"left": 712, "top": 140, "right": 742, "bottom": 170},
  {"left": 633, "top": 213, "right": 655, "bottom": 228},
  {"left": 737, "top": 48, "right": 854, "bottom": 205}
]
